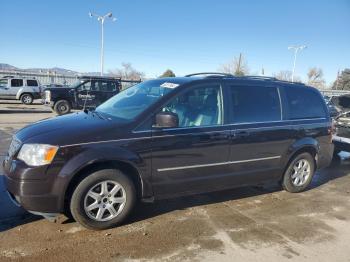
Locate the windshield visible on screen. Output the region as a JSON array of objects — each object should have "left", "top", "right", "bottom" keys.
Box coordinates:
[
  {"left": 96, "top": 79, "right": 180, "bottom": 120},
  {"left": 70, "top": 80, "right": 86, "bottom": 88}
]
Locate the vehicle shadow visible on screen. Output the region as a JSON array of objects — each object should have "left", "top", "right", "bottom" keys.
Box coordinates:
[
  {"left": 0, "top": 109, "right": 51, "bottom": 114},
  {"left": 0, "top": 101, "right": 43, "bottom": 106},
  {"left": 0, "top": 214, "right": 41, "bottom": 232},
  {"left": 128, "top": 156, "right": 350, "bottom": 225}
]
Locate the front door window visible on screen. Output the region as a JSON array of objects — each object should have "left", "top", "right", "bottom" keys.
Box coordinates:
[{"left": 161, "top": 85, "right": 223, "bottom": 127}]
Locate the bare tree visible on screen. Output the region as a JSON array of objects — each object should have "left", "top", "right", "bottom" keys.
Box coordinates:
[
  {"left": 274, "top": 70, "right": 293, "bottom": 81},
  {"left": 109, "top": 63, "right": 145, "bottom": 80},
  {"left": 219, "top": 53, "right": 249, "bottom": 76},
  {"left": 307, "top": 67, "right": 325, "bottom": 88}
]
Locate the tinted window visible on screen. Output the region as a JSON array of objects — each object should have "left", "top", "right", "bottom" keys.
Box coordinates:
[
  {"left": 26, "top": 80, "right": 38, "bottom": 86},
  {"left": 162, "top": 85, "right": 223, "bottom": 127},
  {"left": 11, "top": 79, "right": 23, "bottom": 87},
  {"left": 285, "top": 86, "right": 326, "bottom": 119},
  {"left": 98, "top": 81, "right": 117, "bottom": 92},
  {"left": 77, "top": 81, "right": 91, "bottom": 91},
  {"left": 229, "top": 85, "right": 281, "bottom": 123}
]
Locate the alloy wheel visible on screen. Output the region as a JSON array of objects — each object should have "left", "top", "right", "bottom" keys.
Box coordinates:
[
  {"left": 291, "top": 159, "right": 311, "bottom": 186},
  {"left": 84, "top": 180, "right": 127, "bottom": 222}
]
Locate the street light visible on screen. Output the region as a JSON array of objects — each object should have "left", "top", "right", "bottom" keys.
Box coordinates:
[
  {"left": 89, "top": 12, "right": 117, "bottom": 76},
  {"left": 288, "top": 45, "right": 307, "bottom": 82}
]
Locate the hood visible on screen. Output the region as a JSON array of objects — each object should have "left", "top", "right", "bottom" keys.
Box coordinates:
[{"left": 14, "top": 112, "right": 129, "bottom": 146}]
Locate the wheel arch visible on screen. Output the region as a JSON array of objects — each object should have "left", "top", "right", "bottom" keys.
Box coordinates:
[
  {"left": 281, "top": 138, "right": 319, "bottom": 180},
  {"left": 63, "top": 159, "right": 145, "bottom": 213}
]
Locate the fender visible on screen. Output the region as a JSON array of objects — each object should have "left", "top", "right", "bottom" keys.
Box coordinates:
[
  {"left": 16, "top": 87, "right": 37, "bottom": 99},
  {"left": 52, "top": 144, "right": 151, "bottom": 210},
  {"left": 281, "top": 137, "right": 319, "bottom": 168}
]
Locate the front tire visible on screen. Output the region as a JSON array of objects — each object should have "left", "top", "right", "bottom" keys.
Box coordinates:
[
  {"left": 20, "top": 94, "right": 33, "bottom": 105},
  {"left": 282, "top": 152, "right": 315, "bottom": 193},
  {"left": 70, "top": 169, "right": 136, "bottom": 230},
  {"left": 54, "top": 100, "right": 71, "bottom": 115}
]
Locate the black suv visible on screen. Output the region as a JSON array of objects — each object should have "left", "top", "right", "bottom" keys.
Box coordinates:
[
  {"left": 42, "top": 76, "right": 122, "bottom": 115},
  {"left": 4, "top": 73, "right": 334, "bottom": 230}
]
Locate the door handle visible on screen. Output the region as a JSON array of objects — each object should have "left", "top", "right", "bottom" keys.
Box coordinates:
[{"left": 234, "top": 131, "right": 250, "bottom": 138}]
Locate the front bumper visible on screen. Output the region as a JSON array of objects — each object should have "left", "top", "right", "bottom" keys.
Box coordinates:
[
  {"left": 333, "top": 135, "right": 350, "bottom": 152},
  {"left": 4, "top": 174, "right": 61, "bottom": 213},
  {"left": 3, "top": 157, "right": 65, "bottom": 214}
]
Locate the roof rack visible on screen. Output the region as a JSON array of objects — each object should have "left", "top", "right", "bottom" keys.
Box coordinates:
[
  {"left": 184, "top": 72, "right": 305, "bottom": 85},
  {"left": 78, "top": 75, "right": 121, "bottom": 80},
  {"left": 185, "top": 72, "right": 234, "bottom": 78}
]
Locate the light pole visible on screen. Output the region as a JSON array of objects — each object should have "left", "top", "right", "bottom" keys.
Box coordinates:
[
  {"left": 288, "top": 45, "right": 307, "bottom": 82},
  {"left": 89, "top": 12, "right": 117, "bottom": 76}
]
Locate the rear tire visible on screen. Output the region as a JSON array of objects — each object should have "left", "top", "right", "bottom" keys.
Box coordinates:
[
  {"left": 70, "top": 169, "right": 136, "bottom": 230},
  {"left": 282, "top": 152, "right": 315, "bottom": 193},
  {"left": 20, "top": 94, "right": 33, "bottom": 105},
  {"left": 54, "top": 100, "right": 71, "bottom": 115}
]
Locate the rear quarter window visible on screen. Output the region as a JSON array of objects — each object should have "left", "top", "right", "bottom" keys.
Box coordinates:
[
  {"left": 26, "top": 80, "right": 38, "bottom": 86},
  {"left": 284, "top": 86, "right": 327, "bottom": 120}
]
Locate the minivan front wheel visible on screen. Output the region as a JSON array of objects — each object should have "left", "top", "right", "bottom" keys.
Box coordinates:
[
  {"left": 70, "top": 169, "right": 136, "bottom": 230},
  {"left": 282, "top": 152, "right": 315, "bottom": 193}
]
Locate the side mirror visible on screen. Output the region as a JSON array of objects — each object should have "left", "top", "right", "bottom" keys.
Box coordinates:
[{"left": 153, "top": 112, "right": 179, "bottom": 129}]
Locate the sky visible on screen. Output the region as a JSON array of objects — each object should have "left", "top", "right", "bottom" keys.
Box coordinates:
[{"left": 0, "top": 0, "right": 349, "bottom": 85}]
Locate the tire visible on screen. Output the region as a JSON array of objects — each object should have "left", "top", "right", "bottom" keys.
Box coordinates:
[
  {"left": 54, "top": 100, "right": 71, "bottom": 115},
  {"left": 20, "top": 94, "right": 33, "bottom": 105},
  {"left": 70, "top": 169, "right": 136, "bottom": 230},
  {"left": 282, "top": 152, "right": 315, "bottom": 193}
]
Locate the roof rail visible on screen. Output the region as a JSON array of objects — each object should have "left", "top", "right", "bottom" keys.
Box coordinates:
[
  {"left": 78, "top": 75, "right": 122, "bottom": 80},
  {"left": 185, "top": 72, "right": 234, "bottom": 78},
  {"left": 240, "top": 75, "right": 277, "bottom": 80}
]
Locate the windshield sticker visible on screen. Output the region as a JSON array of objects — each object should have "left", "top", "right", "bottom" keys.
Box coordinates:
[{"left": 160, "top": 82, "right": 179, "bottom": 89}]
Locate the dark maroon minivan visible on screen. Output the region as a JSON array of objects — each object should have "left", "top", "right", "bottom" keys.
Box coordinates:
[{"left": 3, "top": 73, "right": 334, "bottom": 230}]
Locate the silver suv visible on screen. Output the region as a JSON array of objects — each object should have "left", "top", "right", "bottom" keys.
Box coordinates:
[{"left": 0, "top": 77, "right": 42, "bottom": 104}]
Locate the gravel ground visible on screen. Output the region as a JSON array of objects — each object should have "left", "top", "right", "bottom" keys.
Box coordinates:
[{"left": 1, "top": 100, "right": 350, "bottom": 262}]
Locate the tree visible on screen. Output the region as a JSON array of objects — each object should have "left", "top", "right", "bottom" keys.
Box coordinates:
[
  {"left": 108, "top": 63, "right": 144, "bottom": 80},
  {"left": 307, "top": 67, "right": 325, "bottom": 88},
  {"left": 159, "top": 69, "right": 176, "bottom": 78},
  {"left": 332, "top": 69, "right": 350, "bottom": 90},
  {"left": 219, "top": 53, "right": 249, "bottom": 76},
  {"left": 274, "top": 70, "right": 302, "bottom": 82}
]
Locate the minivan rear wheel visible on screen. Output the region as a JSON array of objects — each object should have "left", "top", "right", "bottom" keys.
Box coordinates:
[
  {"left": 70, "top": 169, "right": 136, "bottom": 230},
  {"left": 282, "top": 152, "right": 315, "bottom": 193}
]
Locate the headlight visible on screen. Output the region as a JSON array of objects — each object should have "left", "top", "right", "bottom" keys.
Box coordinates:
[{"left": 17, "top": 144, "right": 58, "bottom": 166}]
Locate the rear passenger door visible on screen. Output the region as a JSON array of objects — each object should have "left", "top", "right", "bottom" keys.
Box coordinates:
[
  {"left": 226, "top": 82, "right": 290, "bottom": 186},
  {"left": 9, "top": 79, "right": 23, "bottom": 98}
]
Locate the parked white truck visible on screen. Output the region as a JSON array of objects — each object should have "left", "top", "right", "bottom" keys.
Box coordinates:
[{"left": 0, "top": 76, "right": 42, "bottom": 104}]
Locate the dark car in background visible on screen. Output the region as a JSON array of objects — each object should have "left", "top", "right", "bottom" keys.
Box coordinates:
[
  {"left": 331, "top": 94, "right": 350, "bottom": 153},
  {"left": 42, "top": 76, "right": 122, "bottom": 115},
  {"left": 4, "top": 73, "right": 334, "bottom": 230}
]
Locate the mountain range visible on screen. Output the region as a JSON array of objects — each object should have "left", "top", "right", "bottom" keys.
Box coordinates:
[{"left": 0, "top": 63, "right": 100, "bottom": 76}]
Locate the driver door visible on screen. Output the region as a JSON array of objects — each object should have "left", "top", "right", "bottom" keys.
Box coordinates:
[
  {"left": 151, "top": 83, "right": 232, "bottom": 198},
  {"left": 76, "top": 80, "right": 98, "bottom": 109}
]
